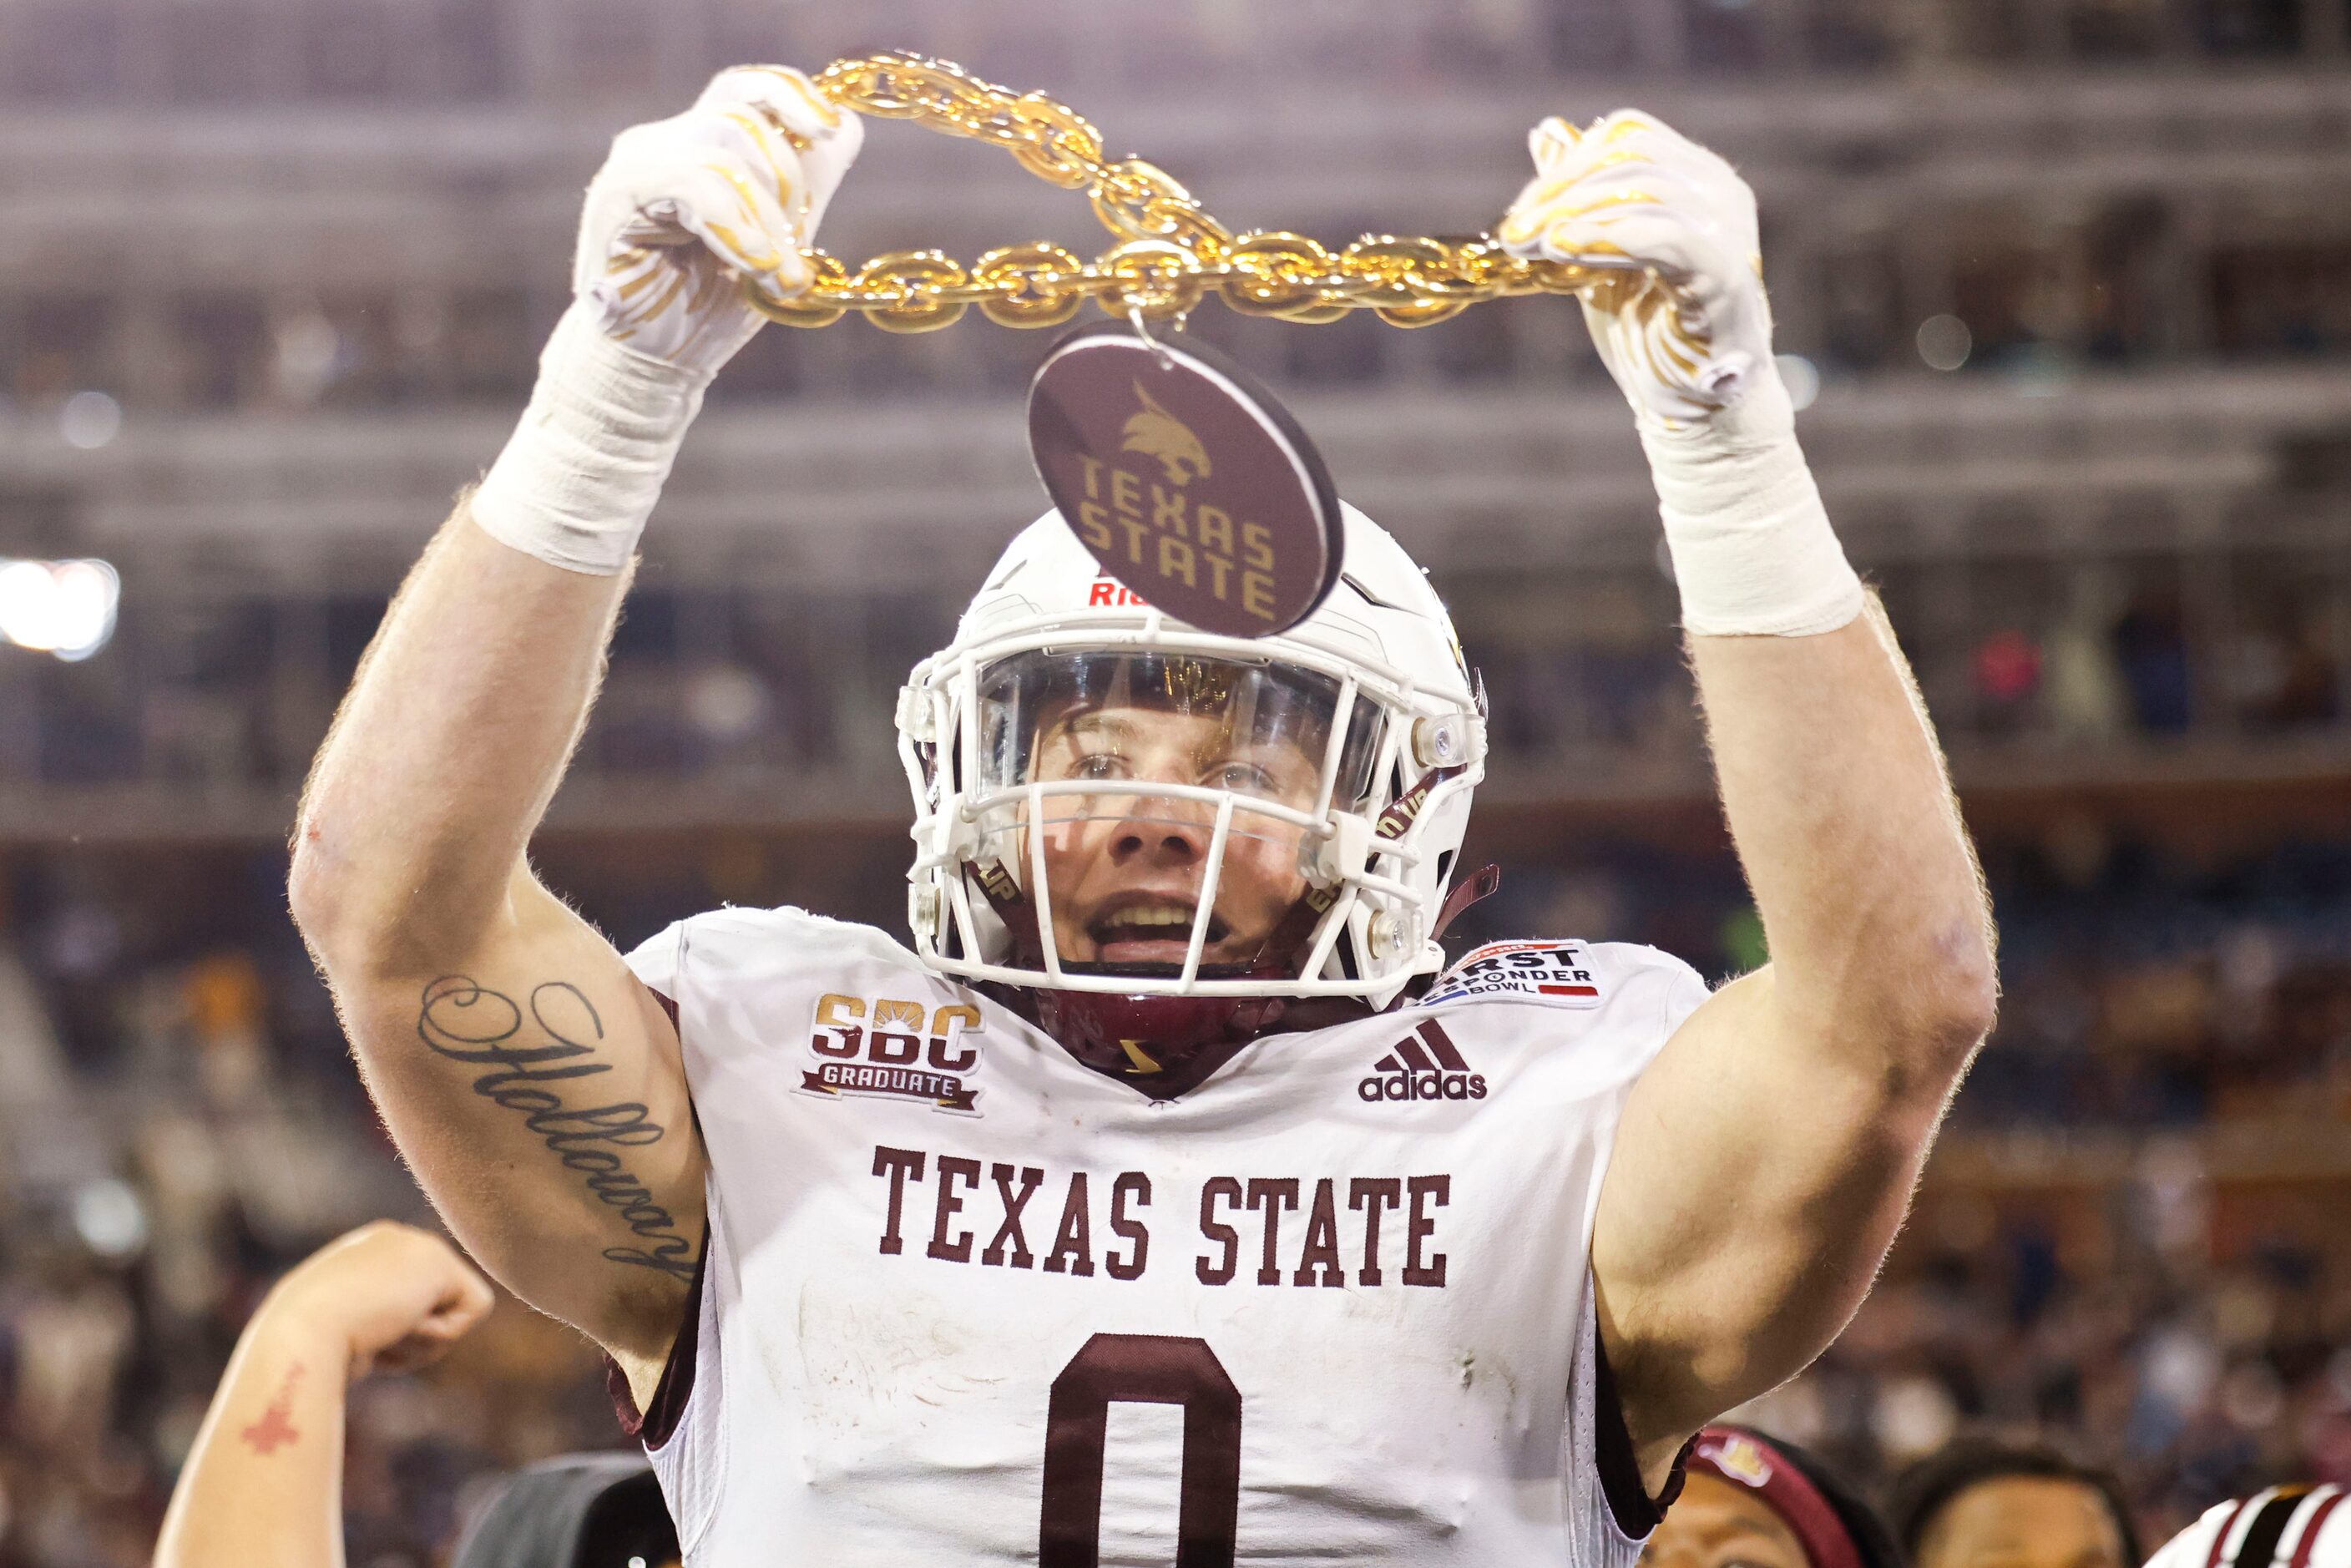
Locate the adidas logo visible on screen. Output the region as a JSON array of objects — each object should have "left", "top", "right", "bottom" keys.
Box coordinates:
[{"left": 1358, "top": 1019, "right": 1488, "bottom": 1104}]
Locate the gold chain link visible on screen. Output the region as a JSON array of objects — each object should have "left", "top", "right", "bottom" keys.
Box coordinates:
[{"left": 749, "top": 51, "right": 1619, "bottom": 333}]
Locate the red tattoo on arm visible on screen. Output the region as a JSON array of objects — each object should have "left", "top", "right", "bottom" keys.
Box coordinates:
[{"left": 239, "top": 1361, "right": 306, "bottom": 1455}]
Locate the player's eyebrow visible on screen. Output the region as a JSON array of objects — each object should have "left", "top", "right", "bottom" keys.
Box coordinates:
[
  {"left": 1197, "top": 731, "right": 1310, "bottom": 768},
  {"left": 1054, "top": 711, "right": 1138, "bottom": 743}
]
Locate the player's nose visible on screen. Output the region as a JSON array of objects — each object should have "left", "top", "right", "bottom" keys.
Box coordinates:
[{"left": 1108, "top": 796, "right": 1211, "bottom": 867}]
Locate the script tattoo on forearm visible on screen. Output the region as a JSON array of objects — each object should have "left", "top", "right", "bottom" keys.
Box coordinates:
[{"left": 418, "top": 976, "right": 700, "bottom": 1280}]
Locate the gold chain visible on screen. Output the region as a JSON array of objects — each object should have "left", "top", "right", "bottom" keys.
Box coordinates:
[{"left": 749, "top": 51, "right": 1618, "bottom": 334}]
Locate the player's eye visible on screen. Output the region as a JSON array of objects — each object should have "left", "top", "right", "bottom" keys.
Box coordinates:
[
  {"left": 1206, "top": 761, "right": 1276, "bottom": 794},
  {"left": 1071, "top": 751, "right": 1129, "bottom": 781}
]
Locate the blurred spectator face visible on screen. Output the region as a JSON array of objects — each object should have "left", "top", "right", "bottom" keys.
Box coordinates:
[
  {"left": 1638, "top": 1471, "right": 1812, "bottom": 1567},
  {"left": 1912, "top": 1475, "right": 2131, "bottom": 1568}
]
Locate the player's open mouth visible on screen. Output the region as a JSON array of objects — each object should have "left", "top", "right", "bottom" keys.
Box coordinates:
[{"left": 1086, "top": 899, "right": 1231, "bottom": 964}]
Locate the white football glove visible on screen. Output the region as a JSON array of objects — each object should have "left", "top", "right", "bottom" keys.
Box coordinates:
[
  {"left": 1499, "top": 110, "right": 1863, "bottom": 637},
  {"left": 472, "top": 66, "right": 862, "bottom": 575},
  {"left": 577, "top": 64, "right": 864, "bottom": 377},
  {"left": 1499, "top": 111, "right": 1775, "bottom": 427}
]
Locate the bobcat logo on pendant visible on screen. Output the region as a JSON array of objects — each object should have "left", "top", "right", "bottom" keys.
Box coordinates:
[{"left": 1120, "top": 382, "right": 1212, "bottom": 488}]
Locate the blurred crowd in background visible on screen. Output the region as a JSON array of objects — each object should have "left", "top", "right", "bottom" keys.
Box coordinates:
[
  {"left": 0, "top": 0, "right": 2343, "bottom": 107},
  {"left": 6, "top": 0, "right": 2351, "bottom": 421},
  {"left": 5, "top": 197, "right": 2348, "bottom": 414},
  {"left": 0, "top": 818, "right": 2346, "bottom": 1563},
  {"left": 4, "top": 554, "right": 2342, "bottom": 797}
]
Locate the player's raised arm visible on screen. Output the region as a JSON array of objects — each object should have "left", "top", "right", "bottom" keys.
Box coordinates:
[
  {"left": 1501, "top": 114, "right": 2000, "bottom": 1488},
  {"left": 287, "top": 68, "right": 862, "bottom": 1397}
]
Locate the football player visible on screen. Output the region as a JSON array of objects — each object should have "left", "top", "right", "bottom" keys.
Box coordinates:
[{"left": 291, "top": 68, "right": 1998, "bottom": 1565}]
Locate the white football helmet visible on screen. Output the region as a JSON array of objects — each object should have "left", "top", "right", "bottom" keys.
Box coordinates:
[{"left": 897, "top": 502, "right": 1486, "bottom": 1058}]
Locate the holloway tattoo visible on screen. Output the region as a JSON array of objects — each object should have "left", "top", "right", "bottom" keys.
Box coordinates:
[{"left": 417, "top": 975, "right": 700, "bottom": 1279}]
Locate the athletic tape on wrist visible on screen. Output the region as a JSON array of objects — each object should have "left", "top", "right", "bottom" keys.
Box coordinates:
[
  {"left": 469, "top": 301, "right": 709, "bottom": 576},
  {"left": 1640, "top": 370, "right": 1866, "bottom": 639}
]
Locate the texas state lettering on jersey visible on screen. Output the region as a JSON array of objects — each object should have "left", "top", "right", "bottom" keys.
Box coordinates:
[
  {"left": 867, "top": 1146, "right": 1455, "bottom": 1289},
  {"left": 624, "top": 907, "right": 1711, "bottom": 1568}
]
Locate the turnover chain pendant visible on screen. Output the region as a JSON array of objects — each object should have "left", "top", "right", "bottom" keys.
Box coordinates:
[{"left": 747, "top": 51, "right": 1639, "bottom": 335}]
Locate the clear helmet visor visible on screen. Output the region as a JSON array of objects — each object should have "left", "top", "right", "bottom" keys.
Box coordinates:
[{"left": 970, "top": 650, "right": 1385, "bottom": 977}]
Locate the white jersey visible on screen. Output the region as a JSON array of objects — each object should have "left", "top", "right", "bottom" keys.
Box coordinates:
[{"left": 622, "top": 907, "right": 1708, "bottom": 1567}]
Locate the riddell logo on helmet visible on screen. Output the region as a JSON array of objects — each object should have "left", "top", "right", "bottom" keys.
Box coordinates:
[
  {"left": 1358, "top": 1019, "right": 1487, "bottom": 1104},
  {"left": 1087, "top": 579, "right": 1150, "bottom": 609}
]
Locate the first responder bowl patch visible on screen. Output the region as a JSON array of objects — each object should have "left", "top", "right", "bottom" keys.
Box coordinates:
[{"left": 1423, "top": 941, "right": 1607, "bottom": 1007}]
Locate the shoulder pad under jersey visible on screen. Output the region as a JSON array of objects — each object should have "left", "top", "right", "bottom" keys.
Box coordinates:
[{"left": 625, "top": 906, "right": 928, "bottom": 1000}]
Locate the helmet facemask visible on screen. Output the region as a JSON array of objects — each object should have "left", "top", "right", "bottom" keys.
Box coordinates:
[
  {"left": 963, "top": 650, "right": 1384, "bottom": 990},
  {"left": 908, "top": 625, "right": 1478, "bottom": 999}
]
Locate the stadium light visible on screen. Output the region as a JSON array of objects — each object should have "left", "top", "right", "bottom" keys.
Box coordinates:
[
  {"left": 73, "top": 1176, "right": 149, "bottom": 1259},
  {"left": 58, "top": 390, "right": 123, "bottom": 450},
  {"left": 0, "top": 559, "right": 122, "bottom": 661},
  {"left": 1917, "top": 315, "right": 1973, "bottom": 372}
]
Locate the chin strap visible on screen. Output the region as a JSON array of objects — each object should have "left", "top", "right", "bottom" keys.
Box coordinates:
[
  {"left": 971, "top": 848, "right": 1324, "bottom": 1003},
  {"left": 958, "top": 814, "right": 1487, "bottom": 1095},
  {"left": 967, "top": 857, "right": 1379, "bottom": 1096},
  {"left": 1430, "top": 863, "right": 1502, "bottom": 943}
]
